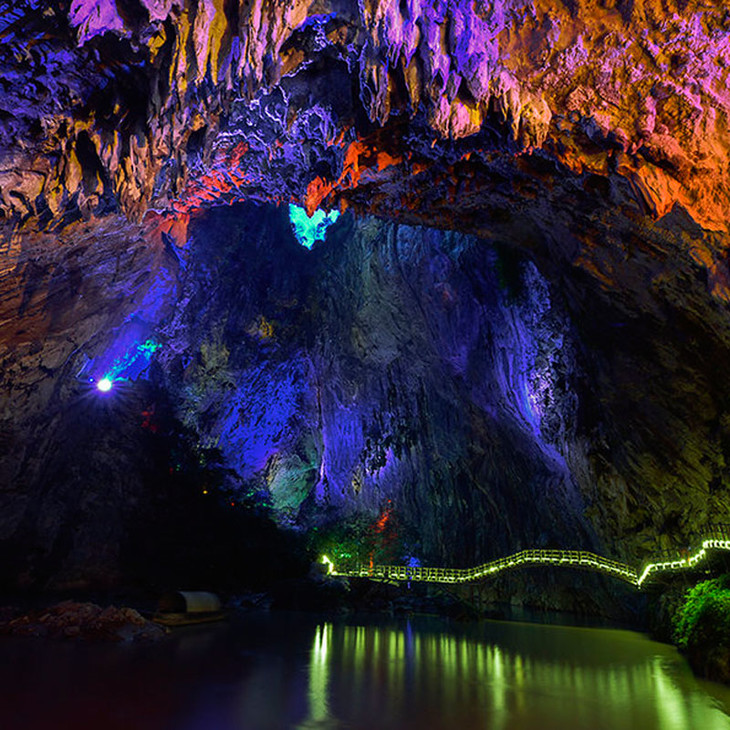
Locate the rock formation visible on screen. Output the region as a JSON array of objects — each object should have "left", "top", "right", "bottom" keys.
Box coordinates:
[{"left": 1, "top": 1, "right": 730, "bottom": 591}]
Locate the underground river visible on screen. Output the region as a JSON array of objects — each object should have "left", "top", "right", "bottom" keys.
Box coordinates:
[{"left": 1, "top": 612, "right": 728, "bottom": 729}]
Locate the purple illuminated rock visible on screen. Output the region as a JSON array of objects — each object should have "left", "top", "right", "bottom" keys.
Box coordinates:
[
  {"left": 69, "top": 0, "right": 125, "bottom": 44},
  {"left": 0, "top": 1, "right": 730, "bottom": 606}
]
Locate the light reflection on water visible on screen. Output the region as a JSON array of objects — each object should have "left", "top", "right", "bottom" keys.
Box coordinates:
[
  {"left": 0, "top": 613, "right": 729, "bottom": 729},
  {"left": 295, "top": 618, "right": 730, "bottom": 730}
]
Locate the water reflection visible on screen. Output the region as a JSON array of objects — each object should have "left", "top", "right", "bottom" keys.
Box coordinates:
[
  {"left": 299, "top": 623, "right": 333, "bottom": 728},
  {"left": 0, "top": 614, "right": 728, "bottom": 729},
  {"left": 297, "top": 619, "right": 730, "bottom": 730}
]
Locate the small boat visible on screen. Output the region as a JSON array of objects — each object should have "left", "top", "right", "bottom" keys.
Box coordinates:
[{"left": 153, "top": 591, "right": 226, "bottom": 627}]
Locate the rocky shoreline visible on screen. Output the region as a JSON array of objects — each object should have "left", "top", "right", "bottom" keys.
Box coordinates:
[{"left": 0, "top": 600, "right": 166, "bottom": 643}]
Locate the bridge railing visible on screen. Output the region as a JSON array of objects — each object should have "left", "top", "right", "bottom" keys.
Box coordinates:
[
  {"left": 636, "top": 530, "right": 730, "bottom": 586},
  {"left": 328, "top": 523, "right": 730, "bottom": 589}
]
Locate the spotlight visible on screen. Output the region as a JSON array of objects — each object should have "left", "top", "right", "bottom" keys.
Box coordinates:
[{"left": 96, "top": 377, "right": 113, "bottom": 392}]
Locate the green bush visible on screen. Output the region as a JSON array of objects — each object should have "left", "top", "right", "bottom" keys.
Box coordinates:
[
  {"left": 673, "top": 576, "right": 730, "bottom": 651},
  {"left": 308, "top": 506, "right": 406, "bottom": 571}
]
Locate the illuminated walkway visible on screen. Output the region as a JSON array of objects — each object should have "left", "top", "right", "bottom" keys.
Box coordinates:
[{"left": 322, "top": 525, "right": 730, "bottom": 589}]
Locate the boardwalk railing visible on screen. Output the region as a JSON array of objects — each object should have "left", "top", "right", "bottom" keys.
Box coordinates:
[{"left": 322, "top": 525, "right": 730, "bottom": 589}]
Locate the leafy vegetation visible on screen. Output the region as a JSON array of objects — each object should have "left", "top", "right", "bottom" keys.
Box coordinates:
[
  {"left": 308, "top": 505, "right": 405, "bottom": 570},
  {"left": 673, "top": 575, "right": 730, "bottom": 651}
]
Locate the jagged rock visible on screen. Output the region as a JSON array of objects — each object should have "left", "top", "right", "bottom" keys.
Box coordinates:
[{"left": 0, "top": 1, "right": 725, "bottom": 239}]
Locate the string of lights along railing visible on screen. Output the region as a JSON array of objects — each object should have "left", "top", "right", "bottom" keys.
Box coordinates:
[{"left": 320, "top": 526, "right": 730, "bottom": 589}]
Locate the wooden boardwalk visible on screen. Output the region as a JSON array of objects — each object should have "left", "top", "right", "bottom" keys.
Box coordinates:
[{"left": 322, "top": 525, "right": 730, "bottom": 589}]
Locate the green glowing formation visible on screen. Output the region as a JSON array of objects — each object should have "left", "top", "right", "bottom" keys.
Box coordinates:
[
  {"left": 289, "top": 204, "right": 340, "bottom": 249},
  {"left": 321, "top": 528, "right": 730, "bottom": 589},
  {"left": 104, "top": 337, "right": 162, "bottom": 382}
]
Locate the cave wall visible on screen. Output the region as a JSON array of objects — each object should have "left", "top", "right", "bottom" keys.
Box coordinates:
[
  {"left": 0, "top": 216, "right": 179, "bottom": 587},
  {"left": 3, "top": 200, "right": 729, "bottom": 589},
  {"left": 161, "top": 204, "right": 594, "bottom": 567},
  {"left": 0, "top": 203, "right": 594, "bottom": 585},
  {"left": 163, "top": 203, "right": 730, "bottom": 567}
]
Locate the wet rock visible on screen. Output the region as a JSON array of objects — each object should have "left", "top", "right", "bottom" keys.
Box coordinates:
[{"left": 0, "top": 600, "right": 166, "bottom": 642}]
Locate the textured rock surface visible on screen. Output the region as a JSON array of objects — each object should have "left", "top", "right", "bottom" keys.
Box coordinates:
[
  {"left": 0, "top": 600, "right": 166, "bottom": 641},
  {"left": 0, "top": 216, "right": 179, "bottom": 588},
  {"left": 2, "top": 199, "right": 730, "bottom": 590},
  {"left": 2, "top": 2, "right": 730, "bottom": 234},
  {"left": 161, "top": 205, "right": 594, "bottom": 566},
  {"left": 1, "top": 1, "right": 730, "bottom": 593}
]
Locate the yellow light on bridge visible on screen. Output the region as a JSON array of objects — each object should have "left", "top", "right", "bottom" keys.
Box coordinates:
[{"left": 323, "top": 529, "right": 730, "bottom": 590}]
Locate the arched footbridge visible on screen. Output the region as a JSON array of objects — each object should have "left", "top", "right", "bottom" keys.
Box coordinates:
[{"left": 321, "top": 525, "right": 730, "bottom": 589}]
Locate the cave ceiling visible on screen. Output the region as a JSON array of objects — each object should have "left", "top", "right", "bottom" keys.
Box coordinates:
[{"left": 1, "top": 1, "right": 728, "bottom": 256}]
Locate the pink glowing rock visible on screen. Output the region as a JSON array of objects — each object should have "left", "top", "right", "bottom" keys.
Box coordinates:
[
  {"left": 140, "top": 0, "right": 179, "bottom": 22},
  {"left": 68, "top": 0, "right": 125, "bottom": 44}
]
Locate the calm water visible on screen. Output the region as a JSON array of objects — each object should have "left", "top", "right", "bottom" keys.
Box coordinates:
[{"left": 0, "top": 612, "right": 729, "bottom": 730}]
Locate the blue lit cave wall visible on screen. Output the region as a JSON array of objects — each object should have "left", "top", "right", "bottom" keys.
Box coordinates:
[
  {"left": 150, "top": 202, "right": 594, "bottom": 569},
  {"left": 0, "top": 202, "right": 617, "bottom": 591},
  {"left": 3, "top": 201, "right": 728, "bottom": 595}
]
